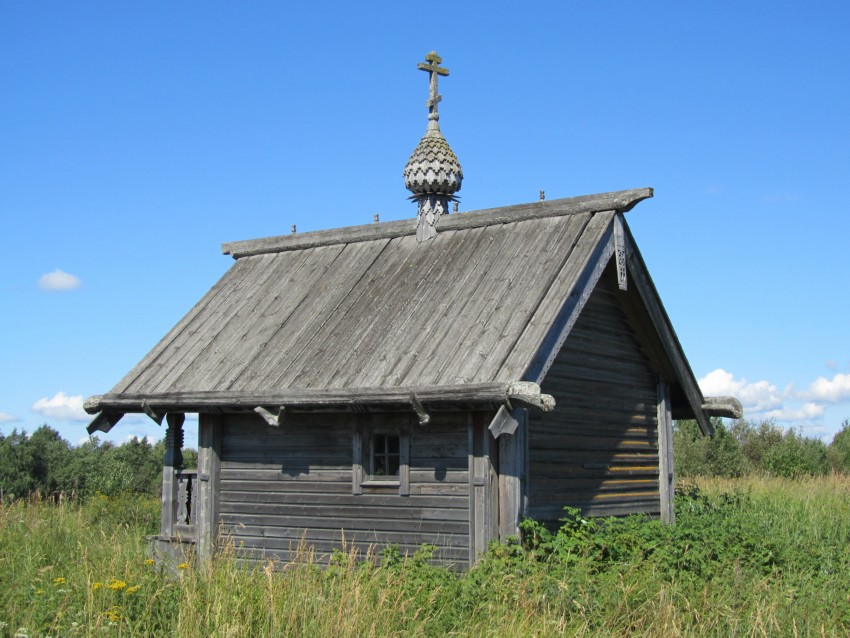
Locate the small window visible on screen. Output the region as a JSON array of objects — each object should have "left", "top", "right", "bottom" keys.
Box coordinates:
[
  {"left": 352, "top": 416, "right": 410, "bottom": 496},
  {"left": 371, "top": 432, "right": 400, "bottom": 479}
]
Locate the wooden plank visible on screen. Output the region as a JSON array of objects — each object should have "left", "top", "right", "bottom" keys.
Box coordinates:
[
  {"left": 498, "top": 408, "right": 525, "bottom": 541},
  {"left": 196, "top": 413, "right": 222, "bottom": 560},
  {"left": 87, "top": 382, "right": 527, "bottom": 414},
  {"left": 412, "top": 218, "right": 570, "bottom": 386},
  {"left": 221, "top": 525, "right": 470, "bottom": 549},
  {"left": 171, "top": 243, "right": 347, "bottom": 393},
  {"left": 352, "top": 427, "right": 363, "bottom": 495},
  {"left": 498, "top": 212, "right": 615, "bottom": 383},
  {"left": 657, "top": 380, "right": 675, "bottom": 525},
  {"left": 295, "top": 232, "right": 460, "bottom": 388},
  {"left": 229, "top": 239, "right": 392, "bottom": 391},
  {"left": 218, "top": 491, "right": 470, "bottom": 509},
  {"left": 218, "top": 513, "right": 469, "bottom": 535},
  {"left": 218, "top": 501, "right": 469, "bottom": 521},
  {"left": 414, "top": 219, "right": 553, "bottom": 385},
  {"left": 145, "top": 252, "right": 303, "bottom": 394},
  {"left": 614, "top": 212, "right": 628, "bottom": 291},
  {"left": 362, "top": 225, "right": 492, "bottom": 387},
  {"left": 624, "top": 222, "right": 713, "bottom": 435},
  {"left": 222, "top": 188, "right": 653, "bottom": 257}
]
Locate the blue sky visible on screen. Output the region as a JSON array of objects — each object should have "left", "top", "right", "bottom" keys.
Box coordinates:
[{"left": 2, "top": 1, "right": 849, "bottom": 446}]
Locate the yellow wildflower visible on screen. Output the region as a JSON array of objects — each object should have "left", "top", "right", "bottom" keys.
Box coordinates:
[
  {"left": 107, "top": 579, "right": 127, "bottom": 591},
  {"left": 144, "top": 559, "right": 155, "bottom": 565},
  {"left": 52, "top": 577, "right": 66, "bottom": 585},
  {"left": 102, "top": 608, "right": 122, "bottom": 622},
  {"left": 92, "top": 582, "right": 103, "bottom": 591},
  {"left": 35, "top": 589, "right": 44, "bottom": 596},
  {"left": 177, "top": 562, "right": 190, "bottom": 570}
]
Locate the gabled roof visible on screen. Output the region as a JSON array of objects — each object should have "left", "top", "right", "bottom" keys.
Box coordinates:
[{"left": 86, "top": 188, "right": 736, "bottom": 434}]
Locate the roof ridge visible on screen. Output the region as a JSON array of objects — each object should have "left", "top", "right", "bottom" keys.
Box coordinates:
[{"left": 222, "top": 187, "right": 653, "bottom": 259}]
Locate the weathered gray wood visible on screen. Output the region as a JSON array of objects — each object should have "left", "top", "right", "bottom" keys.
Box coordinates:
[
  {"left": 614, "top": 212, "right": 628, "bottom": 291},
  {"left": 415, "top": 220, "right": 548, "bottom": 385},
  {"left": 228, "top": 239, "right": 391, "bottom": 391},
  {"left": 488, "top": 405, "right": 518, "bottom": 438},
  {"left": 470, "top": 215, "right": 592, "bottom": 383},
  {"left": 469, "top": 412, "right": 497, "bottom": 562},
  {"left": 526, "top": 272, "right": 662, "bottom": 521},
  {"left": 142, "top": 400, "right": 164, "bottom": 425},
  {"left": 218, "top": 414, "right": 469, "bottom": 566},
  {"left": 222, "top": 188, "right": 654, "bottom": 258},
  {"left": 85, "top": 382, "right": 552, "bottom": 414},
  {"left": 365, "top": 226, "right": 490, "bottom": 386},
  {"left": 134, "top": 253, "right": 288, "bottom": 394},
  {"left": 161, "top": 466, "right": 177, "bottom": 538},
  {"left": 399, "top": 425, "right": 411, "bottom": 496},
  {"left": 85, "top": 411, "right": 123, "bottom": 435},
  {"left": 497, "top": 212, "right": 612, "bottom": 382},
  {"left": 702, "top": 396, "right": 744, "bottom": 419},
  {"left": 623, "top": 223, "right": 714, "bottom": 436},
  {"left": 498, "top": 408, "right": 526, "bottom": 541},
  {"left": 174, "top": 243, "right": 346, "bottom": 393},
  {"left": 409, "top": 394, "right": 429, "bottom": 425},
  {"left": 657, "top": 380, "right": 675, "bottom": 525},
  {"left": 518, "top": 213, "right": 616, "bottom": 384},
  {"left": 352, "top": 426, "right": 363, "bottom": 495},
  {"left": 197, "top": 414, "right": 222, "bottom": 560},
  {"left": 254, "top": 405, "right": 286, "bottom": 427}
]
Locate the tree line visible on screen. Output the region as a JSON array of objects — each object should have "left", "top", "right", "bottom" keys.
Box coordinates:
[
  {"left": 674, "top": 417, "right": 850, "bottom": 478},
  {"left": 0, "top": 425, "right": 196, "bottom": 502}
]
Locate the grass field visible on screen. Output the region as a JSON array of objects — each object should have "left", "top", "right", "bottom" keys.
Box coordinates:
[{"left": 2, "top": 475, "right": 849, "bottom": 637}]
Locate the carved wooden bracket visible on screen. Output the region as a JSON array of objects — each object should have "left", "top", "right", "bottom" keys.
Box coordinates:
[
  {"left": 488, "top": 405, "right": 519, "bottom": 438},
  {"left": 255, "top": 405, "right": 286, "bottom": 427},
  {"left": 142, "top": 400, "right": 164, "bottom": 425},
  {"left": 409, "top": 393, "right": 430, "bottom": 425}
]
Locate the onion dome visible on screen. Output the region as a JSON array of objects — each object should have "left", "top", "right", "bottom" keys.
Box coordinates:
[{"left": 403, "top": 122, "right": 463, "bottom": 197}]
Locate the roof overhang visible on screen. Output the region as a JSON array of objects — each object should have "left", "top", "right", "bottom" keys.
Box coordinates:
[{"left": 84, "top": 381, "right": 555, "bottom": 434}]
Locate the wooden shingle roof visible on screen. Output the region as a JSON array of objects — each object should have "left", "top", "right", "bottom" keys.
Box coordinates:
[{"left": 86, "top": 187, "right": 730, "bottom": 434}]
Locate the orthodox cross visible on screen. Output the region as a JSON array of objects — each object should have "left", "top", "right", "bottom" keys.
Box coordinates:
[{"left": 418, "top": 51, "right": 449, "bottom": 122}]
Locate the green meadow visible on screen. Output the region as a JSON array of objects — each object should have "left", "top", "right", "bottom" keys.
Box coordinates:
[{"left": 2, "top": 475, "right": 850, "bottom": 637}]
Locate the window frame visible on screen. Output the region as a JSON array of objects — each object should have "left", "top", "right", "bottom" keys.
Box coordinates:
[{"left": 352, "top": 414, "right": 411, "bottom": 496}]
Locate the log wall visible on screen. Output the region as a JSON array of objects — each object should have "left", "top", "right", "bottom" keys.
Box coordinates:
[
  {"left": 218, "top": 412, "right": 470, "bottom": 568},
  {"left": 528, "top": 269, "right": 661, "bottom": 521}
]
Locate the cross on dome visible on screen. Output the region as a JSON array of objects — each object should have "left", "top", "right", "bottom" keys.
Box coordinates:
[{"left": 418, "top": 51, "right": 449, "bottom": 123}]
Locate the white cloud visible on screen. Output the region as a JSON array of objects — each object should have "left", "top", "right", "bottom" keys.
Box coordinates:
[
  {"left": 762, "top": 403, "right": 825, "bottom": 422},
  {"left": 38, "top": 269, "right": 81, "bottom": 291},
  {"left": 0, "top": 411, "right": 19, "bottom": 423},
  {"left": 803, "top": 373, "right": 850, "bottom": 403},
  {"left": 698, "top": 369, "right": 787, "bottom": 413},
  {"left": 32, "top": 391, "right": 88, "bottom": 421},
  {"left": 698, "top": 367, "right": 850, "bottom": 427}
]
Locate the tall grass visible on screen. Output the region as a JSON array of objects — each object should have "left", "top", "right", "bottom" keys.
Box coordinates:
[{"left": 2, "top": 477, "right": 849, "bottom": 637}]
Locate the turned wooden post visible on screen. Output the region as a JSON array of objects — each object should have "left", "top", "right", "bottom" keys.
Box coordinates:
[{"left": 161, "top": 413, "right": 185, "bottom": 538}]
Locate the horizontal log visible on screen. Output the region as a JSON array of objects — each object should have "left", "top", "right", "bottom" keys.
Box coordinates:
[
  {"left": 221, "top": 188, "right": 653, "bottom": 258},
  {"left": 219, "top": 491, "right": 469, "bottom": 510},
  {"left": 84, "top": 382, "right": 554, "bottom": 414},
  {"left": 219, "top": 501, "right": 470, "bottom": 521},
  {"left": 702, "top": 395, "right": 744, "bottom": 419},
  {"left": 218, "top": 513, "right": 469, "bottom": 535}
]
